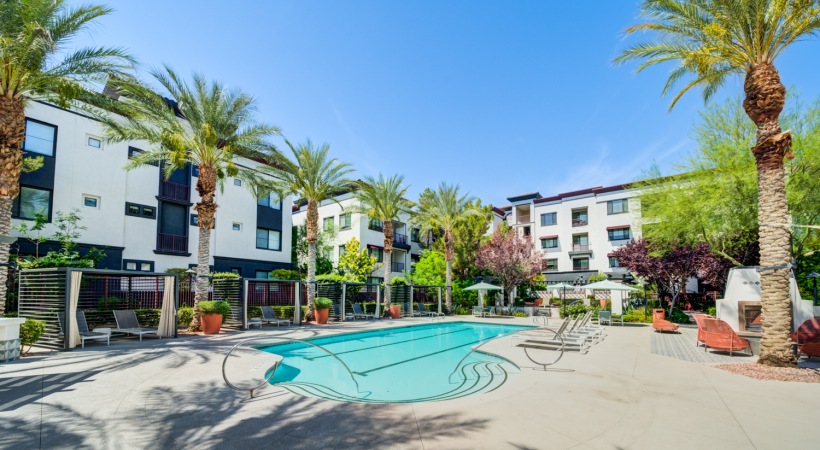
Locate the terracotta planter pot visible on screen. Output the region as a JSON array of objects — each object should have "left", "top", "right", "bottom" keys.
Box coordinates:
[
  {"left": 315, "top": 308, "right": 329, "bottom": 324},
  {"left": 200, "top": 313, "right": 223, "bottom": 334},
  {"left": 600, "top": 299, "right": 607, "bottom": 308},
  {"left": 389, "top": 305, "right": 402, "bottom": 319},
  {"left": 535, "top": 299, "right": 543, "bottom": 307}
]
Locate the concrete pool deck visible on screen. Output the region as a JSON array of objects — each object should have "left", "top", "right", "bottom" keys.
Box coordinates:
[{"left": 1, "top": 317, "right": 818, "bottom": 449}]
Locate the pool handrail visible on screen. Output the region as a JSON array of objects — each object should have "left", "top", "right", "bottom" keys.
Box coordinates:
[{"left": 222, "top": 335, "right": 364, "bottom": 398}]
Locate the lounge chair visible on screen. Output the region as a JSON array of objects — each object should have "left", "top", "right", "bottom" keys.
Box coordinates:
[
  {"left": 352, "top": 303, "right": 375, "bottom": 320},
  {"left": 702, "top": 318, "right": 752, "bottom": 356},
  {"left": 517, "top": 317, "right": 590, "bottom": 354},
  {"left": 416, "top": 302, "right": 443, "bottom": 317},
  {"left": 472, "top": 306, "right": 484, "bottom": 317},
  {"left": 652, "top": 309, "right": 679, "bottom": 333},
  {"left": 113, "top": 310, "right": 159, "bottom": 341},
  {"left": 790, "top": 318, "right": 820, "bottom": 358},
  {"left": 692, "top": 314, "right": 710, "bottom": 347},
  {"left": 57, "top": 311, "right": 110, "bottom": 348},
  {"left": 598, "top": 310, "right": 612, "bottom": 325},
  {"left": 260, "top": 306, "right": 291, "bottom": 327}
]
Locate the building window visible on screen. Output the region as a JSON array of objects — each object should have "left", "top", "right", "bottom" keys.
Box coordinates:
[
  {"left": 83, "top": 195, "right": 100, "bottom": 209},
  {"left": 523, "top": 226, "right": 531, "bottom": 236},
  {"left": 256, "top": 228, "right": 281, "bottom": 250},
  {"left": 192, "top": 165, "right": 199, "bottom": 177},
  {"left": 23, "top": 119, "right": 57, "bottom": 157},
  {"left": 607, "top": 199, "right": 629, "bottom": 215},
  {"left": 368, "top": 218, "right": 383, "bottom": 231},
  {"left": 12, "top": 186, "right": 51, "bottom": 220},
  {"left": 232, "top": 222, "right": 242, "bottom": 231},
  {"left": 572, "top": 209, "right": 588, "bottom": 227},
  {"left": 124, "top": 260, "right": 154, "bottom": 272},
  {"left": 572, "top": 234, "right": 589, "bottom": 250},
  {"left": 127, "top": 146, "right": 158, "bottom": 166},
  {"left": 367, "top": 276, "right": 383, "bottom": 285},
  {"left": 322, "top": 247, "right": 333, "bottom": 260},
  {"left": 339, "top": 213, "right": 352, "bottom": 230},
  {"left": 257, "top": 192, "right": 281, "bottom": 209},
  {"left": 322, "top": 217, "right": 334, "bottom": 231},
  {"left": 609, "top": 256, "right": 619, "bottom": 268},
  {"left": 255, "top": 270, "right": 269, "bottom": 279},
  {"left": 540, "top": 213, "right": 557, "bottom": 226},
  {"left": 125, "top": 202, "right": 156, "bottom": 219},
  {"left": 368, "top": 246, "right": 384, "bottom": 262},
  {"left": 87, "top": 136, "right": 102, "bottom": 149},
  {"left": 573, "top": 258, "right": 590, "bottom": 271},
  {"left": 411, "top": 228, "right": 421, "bottom": 242},
  {"left": 190, "top": 214, "right": 198, "bottom": 226},
  {"left": 230, "top": 267, "right": 241, "bottom": 275},
  {"left": 233, "top": 179, "right": 242, "bottom": 186},
  {"left": 339, "top": 245, "right": 347, "bottom": 257},
  {"left": 546, "top": 259, "right": 558, "bottom": 271},
  {"left": 540, "top": 238, "right": 558, "bottom": 249},
  {"left": 608, "top": 227, "right": 631, "bottom": 241}
]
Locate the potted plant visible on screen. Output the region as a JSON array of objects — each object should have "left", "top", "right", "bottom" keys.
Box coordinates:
[
  {"left": 389, "top": 303, "right": 402, "bottom": 319},
  {"left": 314, "top": 297, "right": 332, "bottom": 324},
  {"left": 197, "top": 300, "right": 230, "bottom": 334}
]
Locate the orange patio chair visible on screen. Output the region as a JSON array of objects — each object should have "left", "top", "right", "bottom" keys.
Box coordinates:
[
  {"left": 790, "top": 318, "right": 820, "bottom": 358},
  {"left": 692, "top": 314, "right": 709, "bottom": 347},
  {"left": 652, "top": 308, "right": 679, "bottom": 333},
  {"left": 702, "top": 318, "right": 752, "bottom": 356}
]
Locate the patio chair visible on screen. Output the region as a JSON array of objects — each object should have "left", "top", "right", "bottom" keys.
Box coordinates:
[
  {"left": 352, "top": 303, "right": 375, "bottom": 320},
  {"left": 702, "top": 318, "right": 752, "bottom": 356},
  {"left": 790, "top": 318, "right": 820, "bottom": 358},
  {"left": 692, "top": 314, "right": 710, "bottom": 348},
  {"left": 113, "top": 310, "right": 159, "bottom": 341},
  {"left": 517, "top": 317, "right": 590, "bottom": 354},
  {"left": 472, "top": 306, "right": 484, "bottom": 317},
  {"left": 598, "top": 310, "right": 612, "bottom": 326},
  {"left": 566, "top": 312, "right": 605, "bottom": 343},
  {"left": 652, "top": 309, "right": 679, "bottom": 333},
  {"left": 260, "top": 306, "right": 291, "bottom": 327},
  {"left": 57, "top": 311, "right": 110, "bottom": 349},
  {"left": 417, "top": 302, "right": 443, "bottom": 317}
]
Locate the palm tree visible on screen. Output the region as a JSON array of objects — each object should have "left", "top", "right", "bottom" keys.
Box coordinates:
[
  {"left": 615, "top": 0, "right": 820, "bottom": 367},
  {"left": 103, "top": 66, "right": 280, "bottom": 331},
  {"left": 413, "top": 183, "right": 480, "bottom": 312},
  {"left": 351, "top": 174, "right": 411, "bottom": 306},
  {"left": 0, "top": 0, "right": 135, "bottom": 315},
  {"left": 262, "top": 140, "right": 355, "bottom": 317}
]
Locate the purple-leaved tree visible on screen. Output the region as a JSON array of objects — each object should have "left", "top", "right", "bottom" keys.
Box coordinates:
[{"left": 476, "top": 228, "right": 545, "bottom": 306}]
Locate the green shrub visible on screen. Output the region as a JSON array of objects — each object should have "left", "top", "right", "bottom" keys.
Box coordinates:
[
  {"left": 668, "top": 307, "right": 691, "bottom": 324},
  {"left": 212, "top": 272, "right": 241, "bottom": 279},
  {"left": 197, "top": 300, "right": 231, "bottom": 316},
  {"left": 514, "top": 311, "right": 529, "bottom": 318},
  {"left": 390, "top": 276, "right": 409, "bottom": 286},
  {"left": 454, "top": 306, "right": 471, "bottom": 315},
  {"left": 559, "top": 303, "right": 588, "bottom": 318},
  {"left": 134, "top": 309, "right": 161, "bottom": 327},
  {"left": 316, "top": 273, "right": 349, "bottom": 283},
  {"left": 270, "top": 269, "right": 303, "bottom": 280},
  {"left": 707, "top": 306, "right": 717, "bottom": 316},
  {"left": 97, "top": 296, "right": 123, "bottom": 310},
  {"left": 247, "top": 305, "right": 308, "bottom": 319},
  {"left": 20, "top": 318, "right": 46, "bottom": 355},
  {"left": 314, "top": 297, "right": 333, "bottom": 310},
  {"left": 178, "top": 307, "right": 193, "bottom": 327}
]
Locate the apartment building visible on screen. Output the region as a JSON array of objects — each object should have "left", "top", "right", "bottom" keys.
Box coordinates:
[
  {"left": 11, "top": 101, "right": 293, "bottom": 276},
  {"left": 500, "top": 184, "right": 642, "bottom": 283},
  {"left": 291, "top": 193, "right": 424, "bottom": 282}
]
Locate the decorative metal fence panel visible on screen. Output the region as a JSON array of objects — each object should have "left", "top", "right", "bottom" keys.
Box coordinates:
[
  {"left": 213, "top": 278, "right": 243, "bottom": 330},
  {"left": 343, "top": 283, "right": 381, "bottom": 319},
  {"left": 389, "top": 284, "right": 413, "bottom": 318},
  {"left": 18, "top": 270, "right": 67, "bottom": 350},
  {"left": 246, "top": 279, "right": 300, "bottom": 324},
  {"left": 412, "top": 285, "right": 443, "bottom": 315},
  {"left": 315, "top": 282, "right": 344, "bottom": 322}
]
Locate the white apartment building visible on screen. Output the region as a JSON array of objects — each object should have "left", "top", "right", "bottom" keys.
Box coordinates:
[
  {"left": 11, "top": 101, "right": 293, "bottom": 276},
  {"left": 291, "top": 193, "right": 424, "bottom": 282},
  {"left": 500, "top": 184, "right": 642, "bottom": 283}
]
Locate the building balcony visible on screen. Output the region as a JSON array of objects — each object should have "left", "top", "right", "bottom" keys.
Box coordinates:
[
  {"left": 159, "top": 180, "right": 190, "bottom": 202},
  {"left": 572, "top": 218, "right": 588, "bottom": 227},
  {"left": 572, "top": 244, "right": 590, "bottom": 251},
  {"left": 573, "top": 265, "right": 591, "bottom": 271},
  {"left": 156, "top": 233, "right": 188, "bottom": 254},
  {"left": 393, "top": 233, "right": 411, "bottom": 250},
  {"left": 391, "top": 262, "right": 405, "bottom": 273}
]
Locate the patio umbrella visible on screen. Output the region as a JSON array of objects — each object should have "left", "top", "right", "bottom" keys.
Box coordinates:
[
  {"left": 463, "top": 282, "right": 503, "bottom": 310},
  {"left": 582, "top": 279, "right": 640, "bottom": 312},
  {"left": 549, "top": 283, "right": 576, "bottom": 317}
]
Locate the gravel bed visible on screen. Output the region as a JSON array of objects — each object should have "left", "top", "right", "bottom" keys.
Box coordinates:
[{"left": 715, "top": 363, "right": 820, "bottom": 383}]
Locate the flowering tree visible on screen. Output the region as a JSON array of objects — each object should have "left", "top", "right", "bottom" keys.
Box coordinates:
[
  {"left": 476, "top": 228, "right": 545, "bottom": 306},
  {"left": 612, "top": 239, "right": 727, "bottom": 314}
]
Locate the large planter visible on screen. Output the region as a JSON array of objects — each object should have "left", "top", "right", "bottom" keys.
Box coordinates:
[
  {"left": 0, "top": 317, "right": 25, "bottom": 362},
  {"left": 315, "top": 308, "right": 329, "bottom": 324},
  {"left": 200, "top": 314, "right": 223, "bottom": 335},
  {"left": 600, "top": 299, "right": 607, "bottom": 308},
  {"left": 389, "top": 305, "right": 402, "bottom": 319}
]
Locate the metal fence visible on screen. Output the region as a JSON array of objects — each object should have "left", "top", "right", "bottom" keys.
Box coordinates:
[
  {"left": 213, "top": 278, "right": 243, "bottom": 330},
  {"left": 246, "top": 279, "right": 302, "bottom": 325}
]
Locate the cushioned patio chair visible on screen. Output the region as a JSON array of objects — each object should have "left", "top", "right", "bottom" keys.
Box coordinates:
[
  {"left": 598, "top": 311, "right": 611, "bottom": 325},
  {"left": 57, "top": 311, "right": 110, "bottom": 348},
  {"left": 692, "top": 314, "right": 709, "bottom": 347},
  {"left": 416, "top": 302, "right": 443, "bottom": 317},
  {"left": 702, "top": 318, "right": 752, "bottom": 356},
  {"left": 113, "top": 310, "right": 159, "bottom": 341},
  {"left": 260, "top": 306, "right": 291, "bottom": 326},
  {"left": 652, "top": 309, "right": 679, "bottom": 333},
  {"left": 352, "top": 303, "right": 375, "bottom": 320},
  {"left": 791, "top": 318, "right": 820, "bottom": 358}
]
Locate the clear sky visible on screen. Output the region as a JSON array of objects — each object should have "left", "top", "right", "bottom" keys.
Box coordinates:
[{"left": 68, "top": 0, "right": 820, "bottom": 206}]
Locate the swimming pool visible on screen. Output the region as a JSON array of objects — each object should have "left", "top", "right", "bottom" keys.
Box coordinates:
[{"left": 258, "top": 321, "right": 532, "bottom": 403}]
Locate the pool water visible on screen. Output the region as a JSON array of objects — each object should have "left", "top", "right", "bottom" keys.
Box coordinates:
[{"left": 258, "top": 321, "right": 532, "bottom": 403}]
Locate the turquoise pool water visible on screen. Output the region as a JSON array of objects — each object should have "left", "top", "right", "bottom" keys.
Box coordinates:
[{"left": 258, "top": 321, "right": 532, "bottom": 403}]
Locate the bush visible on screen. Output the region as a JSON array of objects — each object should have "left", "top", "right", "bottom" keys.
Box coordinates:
[
  {"left": 316, "top": 273, "right": 349, "bottom": 283},
  {"left": 668, "top": 307, "right": 691, "bottom": 324},
  {"left": 559, "top": 303, "right": 588, "bottom": 318},
  {"left": 707, "top": 306, "right": 717, "bottom": 316},
  {"left": 390, "top": 276, "right": 409, "bottom": 286},
  {"left": 212, "top": 272, "right": 240, "bottom": 279},
  {"left": 622, "top": 308, "right": 650, "bottom": 323},
  {"left": 270, "top": 269, "right": 303, "bottom": 281},
  {"left": 314, "top": 297, "right": 333, "bottom": 310},
  {"left": 20, "top": 318, "right": 46, "bottom": 355},
  {"left": 197, "top": 300, "right": 231, "bottom": 316},
  {"left": 178, "top": 307, "right": 193, "bottom": 327},
  {"left": 134, "top": 309, "right": 161, "bottom": 327},
  {"left": 514, "top": 311, "right": 529, "bottom": 318},
  {"left": 454, "top": 306, "right": 471, "bottom": 315},
  {"left": 97, "top": 296, "right": 123, "bottom": 310}
]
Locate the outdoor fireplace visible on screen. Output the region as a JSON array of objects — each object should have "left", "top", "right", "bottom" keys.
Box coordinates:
[{"left": 737, "top": 301, "right": 762, "bottom": 333}]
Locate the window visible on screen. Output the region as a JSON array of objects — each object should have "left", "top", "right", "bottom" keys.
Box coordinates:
[
  {"left": 523, "top": 226, "right": 531, "bottom": 236},
  {"left": 230, "top": 268, "right": 241, "bottom": 275},
  {"left": 233, "top": 179, "right": 242, "bottom": 186},
  {"left": 572, "top": 234, "right": 589, "bottom": 250},
  {"left": 607, "top": 199, "right": 629, "bottom": 215},
  {"left": 124, "top": 260, "right": 154, "bottom": 272},
  {"left": 546, "top": 259, "right": 558, "bottom": 271},
  {"left": 540, "top": 237, "right": 558, "bottom": 249},
  {"left": 540, "top": 213, "right": 557, "bottom": 226},
  {"left": 572, "top": 209, "right": 588, "bottom": 227},
  {"left": 257, "top": 192, "right": 281, "bottom": 209},
  {"left": 367, "top": 276, "right": 383, "bottom": 285},
  {"left": 339, "top": 245, "right": 347, "bottom": 257},
  {"left": 255, "top": 270, "right": 269, "bottom": 279},
  {"left": 125, "top": 202, "right": 156, "bottom": 219},
  {"left": 232, "top": 222, "right": 242, "bottom": 231},
  {"left": 127, "top": 146, "right": 158, "bottom": 166},
  {"left": 609, "top": 256, "right": 619, "bottom": 268},
  {"left": 323, "top": 217, "right": 334, "bottom": 231},
  {"left": 608, "top": 227, "right": 631, "bottom": 241},
  {"left": 87, "top": 136, "right": 102, "bottom": 149},
  {"left": 573, "top": 258, "right": 590, "bottom": 271},
  {"left": 368, "top": 218, "right": 383, "bottom": 231},
  {"left": 322, "top": 247, "right": 333, "bottom": 260},
  {"left": 368, "top": 246, "right": 384, "bottom": 262},
  {"left": 339, "top": 213, "right": 352, "bottom": 230},
  {"left": 23, "top": 119, "right": 56, "bottom": 156},
  {"left": 83, "top": 195, "right": 99, "bottom": 209},
  {"left": 192, "top": 165, "right": 199, "bottom": 177},
  {"left": 256, "top": 228, "right": 281, "bottom": 250},
  {"left": 190, "top": 214, "right": 198, "bottom": 226},
  {"left": 12, "top": 186, "right": 51, "bottom": 220},
  {"left": 411, "top": 228, "right": 420, "bottom": 242}
]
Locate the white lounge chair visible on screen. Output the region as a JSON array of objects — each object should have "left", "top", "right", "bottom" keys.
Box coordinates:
[
  {"left": 261, "top": 306, "right": 291, "bottom": 326},
  {"left": 517, "top": 316, "right": 590, "bottom": 354},
  {"left": 113, "top": 310, "right": 159, "bottom": 341},
  {"left": 57, "top": 311, "right": 110, "bottom": 348}
]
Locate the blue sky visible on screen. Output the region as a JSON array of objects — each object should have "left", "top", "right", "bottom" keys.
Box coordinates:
[{"left": 69, "top": 0, "right": 820, "bottom": 206}]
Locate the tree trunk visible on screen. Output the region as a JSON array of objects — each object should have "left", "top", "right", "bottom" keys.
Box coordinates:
[
  {"left": 0, "top": 98, "right": 26, "bottom": 317},
  {"left": 190, "top": 165, "right": 218, "bottom": 331},
  {"left": 444, "top": 229, "right": 454, "bottom": 312},
  {"left": 306, "top": 200, "right": 318, "bottom": 318},
  {"left": 743, "top": 63, "right": 795, "bottom": 367},
  {"left": 383, "top": 220, "right": 393, "bottom": 306}
]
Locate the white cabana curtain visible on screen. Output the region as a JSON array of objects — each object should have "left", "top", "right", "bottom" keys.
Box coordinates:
[
  {"left": 158, "top": 276, "right": 176, "bottom": 337},
  {"left": 68, "top": 271, "right": 82, "bottom": 349}
]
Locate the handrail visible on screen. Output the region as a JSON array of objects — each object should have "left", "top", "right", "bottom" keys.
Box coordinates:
[{"left": 222, "top": 336, "right": 364, "bottom": 398}]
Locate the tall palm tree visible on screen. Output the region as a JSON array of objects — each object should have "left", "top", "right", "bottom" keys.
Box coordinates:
[
  {"left": 351, "top": 174, "right": 411, "bottom": 306},
  {"left": 103, "top": 66, "right": 280, "bottom": 331},
  {"left": 615, "top": 0, "right": 820, "bottom": 367},
  {"left": 413, "top": 183, "right": 480, "bottom": 312},
  {"left": 262, "top": 140, "right": 355, "bottom": 317},
  {"left": 0, "top": 0, "right": 135, "bottom": 315}
]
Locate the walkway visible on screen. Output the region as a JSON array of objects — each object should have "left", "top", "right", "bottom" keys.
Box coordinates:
[{"left": 650, "top": 326, "right": 758, "bottom": 364}]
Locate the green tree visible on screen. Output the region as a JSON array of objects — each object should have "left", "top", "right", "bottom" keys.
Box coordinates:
[
  {"left": 433, "top": 199, "right": 492, "bottom": 280},
  {"left": 350, "top": 174, "right": 411, "bottom": 305},
  {"left": 103, "top": 67, "right": 280, "bottom": 331},
  {"left": 413, "top": 183, "right": 482, "bottom": 311},
  {"left": 338, "top": 237, "right": 375, "bottom": 282},
  {"left": 410, "top": 250, "right": 446, "bottom": 286},
  {"left": 263, "top": 141, "right": 355, "bottom": 314},
  {"left": 0, "top": 0, "right": 135, "bottom": 316},
  {"left": 292, "top": 223, "right": 335, "bottom": 275},
  {"left": 615, "top": 0, "right": 820, "bottom": 367}
]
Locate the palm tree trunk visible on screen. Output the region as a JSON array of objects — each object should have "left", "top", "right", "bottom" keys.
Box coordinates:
[
  {"left": 306, "top": 200, "right": 318, "bottom": 319},
  {"left": 383, "top": 220, "right": 393, "bottom": 306},
  {"left": 444, "top": 229, "right": 454, "bottom": 312},
  {"left": 0, "top": 98, "right": 26, "bottom": 317},
  {"left": 743, "top": 63, "right": 795, "bottom": 367},
  {"left": 191, "top": 165, "right": 218, "bottom": 331}
]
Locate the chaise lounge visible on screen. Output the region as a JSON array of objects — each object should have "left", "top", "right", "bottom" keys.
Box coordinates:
[
  {"left": 701, "top": 318, "right": 752, "bottom": 356},
  {"left": 791, "top": 318, "right": 820, "bottom": 359},
  {"left": 652, "top": 308, "right": 679, "bottom": 333},
  {"left": 113, "top": 310, "right": 160, "bottom": 341}
]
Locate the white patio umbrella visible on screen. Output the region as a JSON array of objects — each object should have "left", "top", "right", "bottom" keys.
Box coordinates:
[
  {"left": 549, "top": 282, "right": 576, "bottom": 317},
  {"left": 582, "top": 279, "right": 640, "bottom": 314},
  {"left": 463, "top": 282, "right": 503, "bottom": 310}
]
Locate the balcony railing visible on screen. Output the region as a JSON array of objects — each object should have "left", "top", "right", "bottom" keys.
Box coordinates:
[
  {"left": 159, "top": 180, "right": 190, "bottom": 202},
  {"left": 394, "top": 233, "right": 408, "bottom": 245},
  {"left": 572, "top": 218, "right": 588, "bottom": 227},
  {"left": 156, "top": 233, "right": 188, "bottom": 253},
  {"left": 573, "top": 265, "right": 590, "bottom": 271},
  {"left": 391, "top": 262, "right": 405, "bottom": 272},
  {"left": 572, "top": 244, "right": 590, "bottom": 251},
  {"left": 368, "top": 220, "right": 383, "bottom": 232}
]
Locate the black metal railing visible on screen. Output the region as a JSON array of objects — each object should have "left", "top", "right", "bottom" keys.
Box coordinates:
[
  {"left": 394, "top": 233, "right": 408, "bottom": 244},
  {"left": 157, "top": 233, "right": 188, "bottom": 253},
  {"left": 159, "top": 180, "right": 190, "bottom": 202}
]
